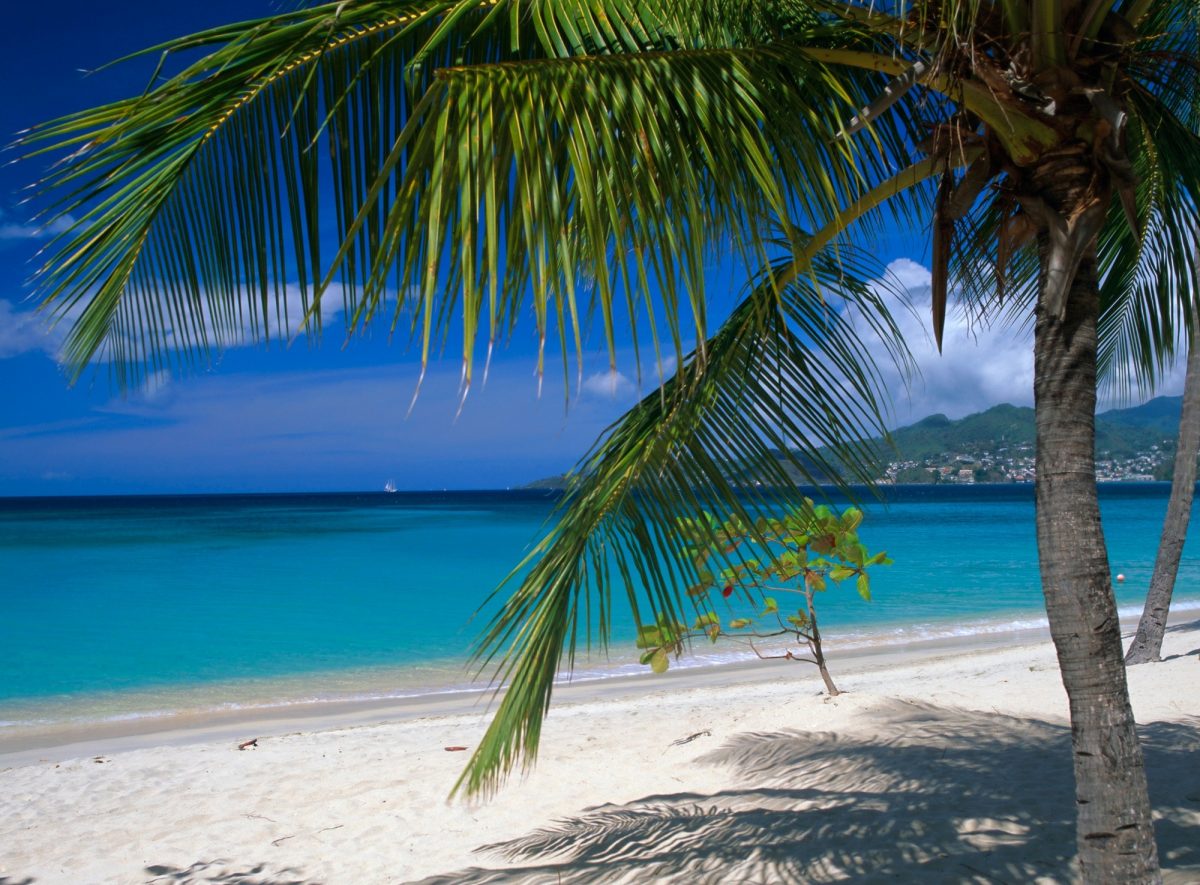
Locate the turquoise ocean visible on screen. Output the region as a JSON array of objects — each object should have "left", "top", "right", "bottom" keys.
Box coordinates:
[{"left": 2, "top": 485, "right": 1198, "bottom": 732}]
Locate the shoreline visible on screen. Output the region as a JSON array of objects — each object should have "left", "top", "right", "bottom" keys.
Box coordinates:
[
  {"left": 5, "top": 482, "right": 1194, "bottom": 762},
  {"left": 2, "top": 613, "right": 1196, "bottom": 883},
  {"left": 3, "top": 605, "right": 1194, "bottom": 767}
]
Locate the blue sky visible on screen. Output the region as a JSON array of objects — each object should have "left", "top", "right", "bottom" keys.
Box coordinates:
[{"left": 0, "top": 3, "right": 1180, "bottom": 496}]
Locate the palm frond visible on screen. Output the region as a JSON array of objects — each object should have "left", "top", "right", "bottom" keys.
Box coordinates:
[
  {"left": 350, "top": 41, "right": 921, "bottom": 397},
  {"left": 451, "top": 149, "right": 964, "bottom": 797},
  {"left": 21, "top": 0, "right": 526, "bottom": 383},
  {"left": 1095, "top": 48, "right": 1200, "bottom": 398},
  {"left": 19, "top": 0, "right": 732, "bottom": 384},
  {"left": 455, "top": 241, "right": 912, "bottom": 798},
  {"left": 20, "top": 0, "right": 917, "bottom": 395}
]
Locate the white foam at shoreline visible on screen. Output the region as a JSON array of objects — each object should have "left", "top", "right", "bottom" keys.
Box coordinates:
[
  {"left": 3, "top": 598, "right": 1198, "bottom": 734},
  {"left": 555, "top": 597, "right": 1200, "bottom": 683}
]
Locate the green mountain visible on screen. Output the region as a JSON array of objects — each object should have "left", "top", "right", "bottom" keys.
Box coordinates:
[
  {"left": 1097, "top": 396, "right": 1185, "bottom": 437},
  {"left": 884, "top": 397, "right": 1180, "bottom": 462},
  {"left": 526, "top": 397, "right": 1186, "bottom": 488},
  {"left": 886, "top": 402, "right": 1035, "bottom": 462},
  {"left": 854, "top": 396, "right": 1184, "bottom": 482}
]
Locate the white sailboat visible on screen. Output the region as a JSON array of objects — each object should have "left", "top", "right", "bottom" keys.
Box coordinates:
[{"left": 383, "top": 479, "right": 397, "bottom": 493}]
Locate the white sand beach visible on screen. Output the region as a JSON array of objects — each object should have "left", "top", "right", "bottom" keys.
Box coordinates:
[{"left": 2, "top": 619, "right": 1198, "bottom": 884}]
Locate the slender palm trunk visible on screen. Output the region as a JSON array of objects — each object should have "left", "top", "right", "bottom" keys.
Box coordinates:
[
  {"left": 1126, "top": 316, "right": 1200, "bottom": 664},
  {"left": 1034, "top": 233, "right": 1160, "bottom": 881}
]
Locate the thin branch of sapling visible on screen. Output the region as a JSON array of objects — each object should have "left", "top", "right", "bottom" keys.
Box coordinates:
[
  {"left": 747, "top": 637, "right": 819, "bottom": 665},
  {"left": 640, "top": 501, "right": 890, "bottom": 697}
]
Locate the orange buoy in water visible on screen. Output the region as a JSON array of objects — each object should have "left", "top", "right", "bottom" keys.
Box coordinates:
[{"left": 1116, "top": 574, "right": 1126, "bottom": 582}]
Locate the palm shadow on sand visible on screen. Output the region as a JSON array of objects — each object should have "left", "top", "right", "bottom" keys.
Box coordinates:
[
  {"left": 414, "top": 699, "right": 1200, "bottom": 883},
  {"left": 142, "top": 860, "right": 319, "bottom": 885}
]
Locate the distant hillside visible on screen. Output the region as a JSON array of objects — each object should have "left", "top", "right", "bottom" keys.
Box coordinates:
[
  {"left": 522, "top": 474, "right": 569, "bottom": 490},
  {"left": 784, "top": 396, "right": 1184, "bottom": 483},
  {"left": 1096, "top": 396, "right": 1185, "bottom": 437},
  {"left": 887, "top": 402, "right": 1036, "bottom": 461},
  {"left": 855, "top": 396, "right": 1184, "bottom": 481},
  {"left": 884, "top": 397, "right": 1181, "bottom": 462},
  {"left": 525, "top": 397, "right": 1187, "bottom": 488},
  {"left": 1096, "top": 397, "right": 1186, "bottom": 459}
]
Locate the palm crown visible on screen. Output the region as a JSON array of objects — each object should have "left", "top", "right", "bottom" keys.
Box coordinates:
[{"left": 17, "top": 2, "right": 1200, "bottom": 878}]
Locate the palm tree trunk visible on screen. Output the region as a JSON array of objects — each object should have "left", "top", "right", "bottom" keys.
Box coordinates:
[
  {"left": 1126, "top": 316, "right": 1200, "bottom": 664},
  {"left": 1034, "top": 239, "right": 1161, "bottom": 881}
]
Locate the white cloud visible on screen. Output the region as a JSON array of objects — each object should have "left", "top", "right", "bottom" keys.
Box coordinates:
[
  {"left": 849, "top": 258, "right": 1035, "bottom": 427},
  {"left": 0, "top": 214, "right": 76, "bottom": 240},
  {"left": 582, "top": 368, "right": 634, "bottom": 399},
  {"left": 0, "top": 282, "right": 354, "bottom": 365},
  {"left": 860, "top": 258, "right": 1193, "bottom": 422},
  {"left": 0, "top": 359, "right": 631, "bottom": 492},
  {"left": 0, "top": 299, "right": 64, "bottom": 359},
  {"left": 883, "top": 256, "right": 934, "bottom": 292},
  {"left": 573, "top": 354, "right": 679, "bottom": 401}
]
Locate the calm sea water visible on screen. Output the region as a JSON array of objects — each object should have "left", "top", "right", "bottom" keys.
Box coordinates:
[{"left": 1, "top": 485, "right": 1198, "bottom": 728}]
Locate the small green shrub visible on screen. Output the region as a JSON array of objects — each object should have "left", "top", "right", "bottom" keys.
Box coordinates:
[{"left": 636, "top": 498, "right": 891, "bottom": 695}]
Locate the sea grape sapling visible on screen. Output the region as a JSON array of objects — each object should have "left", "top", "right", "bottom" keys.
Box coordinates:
[{"left": 636, "top": 499, "right": 891, "bottom": 695}]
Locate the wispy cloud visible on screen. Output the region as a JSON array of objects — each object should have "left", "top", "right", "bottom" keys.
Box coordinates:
[
  {"left": 0, "top": 358, "right": 632, "bottom": 492},
  {"left": 96, "top": 369, "right": 175, "bottom": 414},
  {"left": 846, "top": 258, "right": 1036, "bottom": 426},
  {"left": 0, "top": 282, "right": 353, "bottom": 365},
  {"left": 100, "top": 281, "right": 349, "bottom": 358},
  {"left": 0, "top": 299, "right": 64, "bottom": 359},
  {"left": 0, "top": 213, "right": 76, "bottom": 241},
  {"left": 581, "top": 368, "right": 634, "bottom": 399}
]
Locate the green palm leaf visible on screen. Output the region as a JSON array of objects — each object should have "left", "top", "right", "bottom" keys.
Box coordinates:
[
  {"left": 454, "top": 147, "right": 982, "bottom": 794},
  {"left": 21, "top": 0, "right": 912, "bottom": 396},
  {"left": 458, "top": 240, "right": 912, "bottom": 797}
]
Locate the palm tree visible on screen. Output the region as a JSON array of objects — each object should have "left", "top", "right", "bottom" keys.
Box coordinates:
[
  {"left": 1127, "top": 310, "right": 1200, "bottom": 665},
  {"left": 18, "top": 2, "right": 1199, "bottom": 881}
]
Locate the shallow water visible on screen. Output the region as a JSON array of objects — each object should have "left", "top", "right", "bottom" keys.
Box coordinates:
[{"left": 1, "top": 485, "right": 1196, "bottom": 729}]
